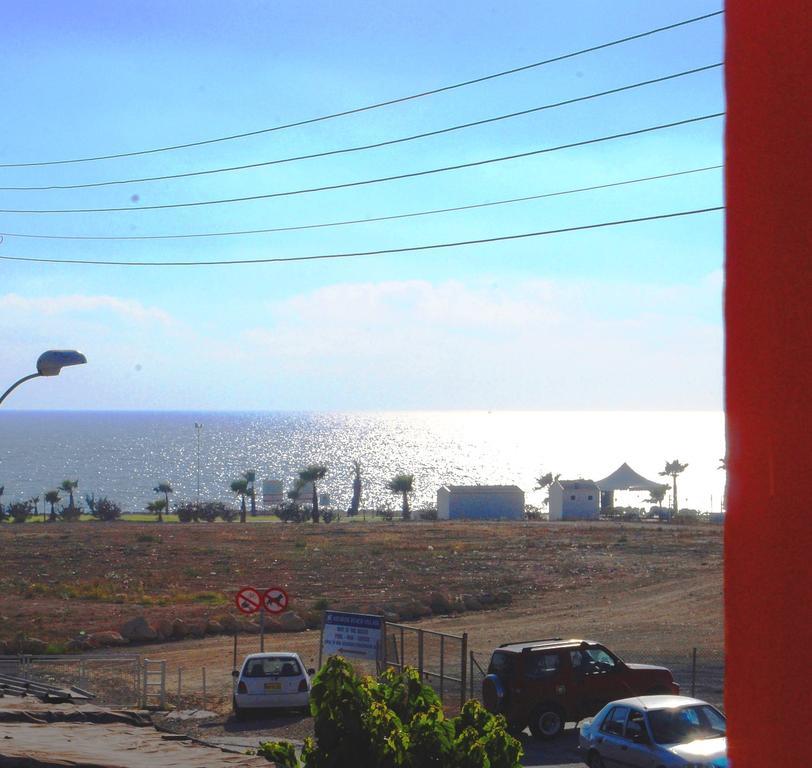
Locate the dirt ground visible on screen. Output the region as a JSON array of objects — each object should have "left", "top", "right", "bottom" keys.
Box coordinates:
[{"left": 0, "top": 520, "right": 722, "bottom": 650}]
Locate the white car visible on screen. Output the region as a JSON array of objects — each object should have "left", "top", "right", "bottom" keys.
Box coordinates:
[
  {"left": 232, "top": 652, "right": 314, "bottom": 718},
  {"left": 579, "top": 695, "right": 727, "bottom": 767}
]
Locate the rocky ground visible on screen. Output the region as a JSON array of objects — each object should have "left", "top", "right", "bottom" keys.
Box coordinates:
[{"left": 0, "top": 520, "right": 722, "bottom": 655}]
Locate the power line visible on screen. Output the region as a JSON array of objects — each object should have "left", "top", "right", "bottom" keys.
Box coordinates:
[
  {"left": 0, "top": 166, "right": 722, "bottom": 241},
  {"left": 0, "top": 113, "right": 724, "bottom": 214},
  {"left": 0, "top": 64, "right": 722, "bottom": 191},
  {"left": 0, "top": 10, "right": 724, "bottom": 169},
  {"left": 0, "top": 207, "right": 724, "bottom": 266}
]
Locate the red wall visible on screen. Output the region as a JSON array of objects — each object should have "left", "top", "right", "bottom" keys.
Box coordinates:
[{"left": 725, "top": 1, "right": 812, "bottom": 764}]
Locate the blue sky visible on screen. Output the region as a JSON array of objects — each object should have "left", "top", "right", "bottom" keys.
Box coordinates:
[{"left": 0, "top": 0, "right": 724, "bottom": 410}]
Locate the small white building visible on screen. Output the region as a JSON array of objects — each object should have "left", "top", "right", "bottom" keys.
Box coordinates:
[
  {"left": 437, "top": 485, "right": 525, "bottom": 520},
  {"left": 548, "top": 480, "right": 600, "bottom": 521}
]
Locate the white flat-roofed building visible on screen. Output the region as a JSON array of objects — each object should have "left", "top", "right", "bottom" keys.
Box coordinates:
[
  {"left": 437, "top": 485, "right": 524, "bottom": 520},
  {"left": 548, "top": 479, "right": 600, "bottom": 521}
]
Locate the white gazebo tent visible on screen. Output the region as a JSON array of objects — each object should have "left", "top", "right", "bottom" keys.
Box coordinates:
[{"left": 595, "top": 462, "right": 668, "bottom": 513}]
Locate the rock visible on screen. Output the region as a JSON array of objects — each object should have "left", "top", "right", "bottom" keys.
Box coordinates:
[
  {"left": 452, "top": 596, "right": 467, "bottom": 613},
  {"left": 383, "top": 611, "right": 399, "bottom": 623},
  {"left": 171, "top": 619, "right": 188, "bottom": 640},
  {"left": 217, "top": 615, "right": 240, "bottom": 634},
  {"left": 66, "top": 637, "right": 90, "bottom": 652},
  {"left": 494, "top": 591, "right": 513, "bottom": 605},
  {"left": 478, "top": 592, "right": 495, "bottom": 606},
  {"left": 277, "top": 611, "right": 306, "bottom": 632},
  {"left": 86, "top": 631, "right": 128, "bottom": 649},
  {"left": 165, "top": 709, "right": 218, "bottom": 721},
  {"left": 9, "top": 635, "right": 48, "bottom": 654},
  {"left": 462, "top": 595, "right": 482, "bottom": 611},
  {"left": 185, "top": 621, "right": 207, "bottom": 639},
  {"left": 237, "top": 619, "right": 260, "bottom": 635},
  {"left": 120, "top": 616, "right": 157, "bottom": 642},
  {"left": 155, "top": 619, "right": 174, "bottom": 641},
  {"left": 428, "top": 592, "right": 453, "bottom": 614},
  {"left": 205, "top": 620, "right": 223, "bottom": 635},
  {"left": 302, "top": 611, "right": 323, "bottom": 630}
]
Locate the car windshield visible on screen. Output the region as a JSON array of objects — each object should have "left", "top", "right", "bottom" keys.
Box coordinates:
[
  {"left": 243, "top": 657, "right": 302, "bottom": 677},
  {"left": 488, "top": 651, "right": 515, "bottom": 677},
  {"left": 648, "top": 705, "right": 726, "bottom": 744}
]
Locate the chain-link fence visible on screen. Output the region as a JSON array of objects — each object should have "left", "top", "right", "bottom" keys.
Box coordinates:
[
  {"left": 0, "top": 654, "right": 142, "bottom": 707},
  {"left": 466, "top": 646, "right": 725, "bottom": 710}
]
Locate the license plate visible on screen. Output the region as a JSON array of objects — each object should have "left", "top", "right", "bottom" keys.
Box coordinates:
[{"left": 264, "top": 682, "right": 282, "bottom": 690}]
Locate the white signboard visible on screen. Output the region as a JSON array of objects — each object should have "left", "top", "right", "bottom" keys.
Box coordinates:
[{"left": 321, "top": 611, "right": 383, "bottom": 661}]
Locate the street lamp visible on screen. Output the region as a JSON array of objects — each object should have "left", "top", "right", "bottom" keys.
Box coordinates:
[{"left": 0, "top": 350, "right": 87, "bottom": 406}]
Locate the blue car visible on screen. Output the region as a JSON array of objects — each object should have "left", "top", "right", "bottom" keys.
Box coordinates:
[{"left": 578, "top": 695, "right": 727, "bottom": 767}]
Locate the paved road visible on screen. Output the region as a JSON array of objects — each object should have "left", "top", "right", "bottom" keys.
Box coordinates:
[{"left": 518, "top": 726, "right": 584, "bottom": 768}]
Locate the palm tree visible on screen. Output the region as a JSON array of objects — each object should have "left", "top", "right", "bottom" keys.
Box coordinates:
[
  {"left": 29, "top": 495, "right": 40, "bottom": 519},
  {"left": 348, "top": 461, "right": 362, "bottom": 517},
  {"left": 45, "top": 490, "right": 61, "bottom": 522},
  {"left": 230, "top": 478, "right": 249, "bottom": 523},
  {"left": 60, "top": 479, "right": 79, "bottom": 512},
  {"left": 0, "top": 485, "right": 4, "bottom": 521},
  {"left": 298, "top": 464, "right": 328, "bottom": 523},
  {"left": 153, "top": 483, "right": 173, "bottom": 519},
  {"left": 147, "top": 498, "right": 167, "bottom": 523},
  {"left": 659, "top": 460, "right": 689, "bottom": 517},
  {"left": 645, "top": 485, "right": 668, "bottom": 515},
  {"left": 534, "top": 470, "right": 560, "bottom": 507},
  {"left": 718, "top": 456, "right": 728, "bottom": 513},
  {"left": 243, "top": 470, "right": 257, "bottom": 517},
  {"left": 387, "top": 474, "right": 415, "bottom": 520}
]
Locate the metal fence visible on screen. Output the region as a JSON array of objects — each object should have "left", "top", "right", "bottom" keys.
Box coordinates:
[
  {"left": 0, "top": 654, "right": 142, "bottom": 707},
  {"left": 466, "top": 647, "right": 725, "bottom": 709},
  {"left": 382, "top": 622, "right": 469, "bottom": 710}
]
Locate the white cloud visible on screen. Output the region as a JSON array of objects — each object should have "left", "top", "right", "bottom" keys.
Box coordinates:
[{"left": 0, "top": 276, "right": 723, "bottom": 410}]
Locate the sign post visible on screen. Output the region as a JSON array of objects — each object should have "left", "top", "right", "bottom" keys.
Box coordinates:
[{"left": 235, "top": 586, "right": 290, "bottom": 655}]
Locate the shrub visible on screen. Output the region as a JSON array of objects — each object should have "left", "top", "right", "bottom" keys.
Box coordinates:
[
  {"left": 257, "top": 657, "right": 522, "bottom": 768},
  {"left": 92, "top": 497, "right": 121, "bottom": 522},
  {"left": 175, "top": 502, "right": 199, "bottom": 523},
  {"left": 8, "top": 501, "right": 34, "bottom": 524},
  {"left": 417, "top": 508, "right": 438, "bottom": 521},
  {"left": 277, "top": 502, "right": 307, "bottom": 523},
  {"left": 60, "top": 505, "right": 82, "bottom": 522}
]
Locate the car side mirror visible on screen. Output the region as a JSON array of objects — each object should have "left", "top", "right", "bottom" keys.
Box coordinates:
[
  {"left": 308, "top": 668, "right": 316, "bottom": 675},
  {"left": 631, "top": 730, "right": 649, "bottom": 744},
  {"left": 231, "top": 670, "right": 239, "bottom": 677}
]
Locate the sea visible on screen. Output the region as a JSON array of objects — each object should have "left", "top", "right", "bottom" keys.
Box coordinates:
[{"left": 0, "top": 411, "right": 726, "bottom": 515}]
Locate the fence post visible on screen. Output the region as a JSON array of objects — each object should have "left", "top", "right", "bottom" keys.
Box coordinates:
[
  {"left": 691, "top": 647, "right": 697, "bottom": 698},
  {"left": 469, "top": 651, "right": 475, "bottom": 700},
  {"left": 142, "top": 659, "right": 148, "bottom": 708},
  {"left": 177, "top": 668, "right": 182, "bottom": 707},
  {"left": 460, "top": 632, "right": 468, "bottom": 708},
  {"left": 439, "top": 635, "right": 445, "bottom": 703},
  {"left": 202, "top": 667, "right": 207, "bottom": 710},
  {"left": 417, "top": 629, "right": 424, "bottom": 680},
  {"left": 160, "top": 661, "right": 166, "bottom": 710},
  {"left": 400, "top": 626, "right": 405, "bottom": 671}
]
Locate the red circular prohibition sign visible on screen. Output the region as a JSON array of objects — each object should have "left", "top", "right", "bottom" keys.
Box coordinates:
[
  {"left": 235, "top": 586, "right": 262, "bottom": 615},
  {"left": 263, "top": 587, "right": 289, "bottom": 614}
]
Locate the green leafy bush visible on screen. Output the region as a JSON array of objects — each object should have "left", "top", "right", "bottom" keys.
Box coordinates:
[
  {"left": 8, "top": 501, "right": 34, "bottom": 524},
  {"left": 257, "top": 657, "right": 522, "bottom": 768},
  {"left": 92, "top": 497, "right": 122, "bottom": 522}
]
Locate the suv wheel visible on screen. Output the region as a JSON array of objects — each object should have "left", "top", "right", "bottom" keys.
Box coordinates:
[
  {"left": 587, "top": 751, "right": 605, "bottom": 768},
  {"left": 529, "top": 703, "right": 565, "bottom": 740}
]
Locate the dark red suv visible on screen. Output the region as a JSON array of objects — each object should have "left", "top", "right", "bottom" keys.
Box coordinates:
[{"left": 482, "top": 638, "right": 679, "bottom": 739}]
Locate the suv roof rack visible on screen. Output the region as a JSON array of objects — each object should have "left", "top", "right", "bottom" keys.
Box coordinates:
[{"left": 498, "top": 637, "right": 564, "bottom": 648}]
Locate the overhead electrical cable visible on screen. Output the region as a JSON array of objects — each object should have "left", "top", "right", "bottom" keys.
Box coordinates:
[
  {"left": 0, "top": 10, "right": 723, "bottom": 169},
  {"left": 0, "top": 113, "right": 724, "bottom": 214},
  {"left": 0, "top": 166, "right": 723, "bottom": 241},
  {"left": 0, "top": 64, "right": 722, "bottom": 191},
  {"left": 0, "top": 207, "right": 724, "bottom": 266}
]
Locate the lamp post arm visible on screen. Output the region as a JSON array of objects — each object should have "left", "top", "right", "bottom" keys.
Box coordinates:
[{"left": 0, "top": 372, "right": 42, "bottom": 406}]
